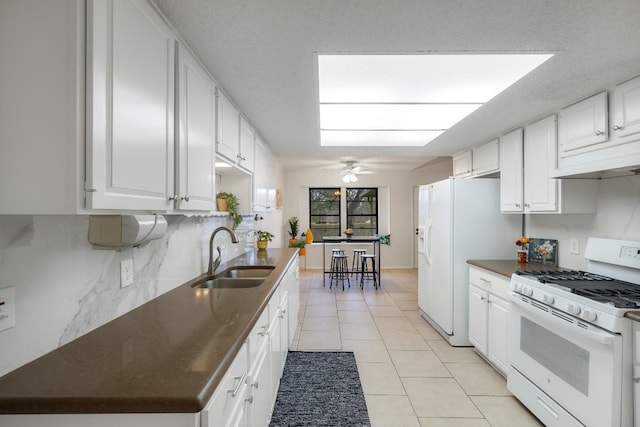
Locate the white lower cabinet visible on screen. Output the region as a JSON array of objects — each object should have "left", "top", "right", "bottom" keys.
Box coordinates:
[
  {"left": 468, "top": 266, "right": 511, "bottom": 375},
  {"left": 201, "top": 343, "right": 249, "bottom": 427}
]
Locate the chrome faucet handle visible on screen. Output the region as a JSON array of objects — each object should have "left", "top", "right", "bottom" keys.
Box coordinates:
[{"left": 212, "top": 246, "right": 222, "bottom": 275}]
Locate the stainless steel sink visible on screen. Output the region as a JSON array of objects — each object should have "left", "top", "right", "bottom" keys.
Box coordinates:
[
  {"left": 194, "top": 277, "right": 266, "bottom": 289},
  {"left": 219, "top": 266, "right": 275, "bottom": 278},
  {"left": 191, "top": 266, "right": 275, "bottom": 289}
]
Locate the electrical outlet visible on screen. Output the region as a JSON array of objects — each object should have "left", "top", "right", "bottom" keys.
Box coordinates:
[
  {"left": 121, "top": 259, "right": 134, "bottom": 288},
  {"left": 0, "top": 286, "right": 16, "bottom": 332},
  {"left": 569, "top": 238, "right": 580, "bottom": 255}
]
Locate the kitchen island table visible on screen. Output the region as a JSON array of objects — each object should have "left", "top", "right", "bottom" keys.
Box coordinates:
[{"left": 322, "top": 236, "right": 381, "bottom": 288}]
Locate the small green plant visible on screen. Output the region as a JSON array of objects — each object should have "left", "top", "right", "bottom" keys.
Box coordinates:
[
  {"left": 217, "top": 192, "right": 243, "bottom": 229},
  {"left": 287, "top": 216, "right": 299, "bottom": 239},
  {"left": 254, "top": 230, "right": 275, "bottom": 242}
]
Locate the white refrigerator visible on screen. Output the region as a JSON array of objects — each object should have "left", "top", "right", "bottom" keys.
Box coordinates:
[{"left": 417, "top": 177, "right": 521, "bottom": 346}]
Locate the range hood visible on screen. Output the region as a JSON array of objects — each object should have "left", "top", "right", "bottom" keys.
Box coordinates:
[{"left": 551, "top": 141, "right": 640, "bottom": 179}]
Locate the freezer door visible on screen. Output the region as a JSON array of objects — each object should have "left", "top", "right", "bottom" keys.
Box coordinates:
[{"left": 425, "top": 180, "right": 454, "bottom": 334}]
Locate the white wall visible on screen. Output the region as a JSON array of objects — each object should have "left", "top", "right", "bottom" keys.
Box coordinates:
[
  {"left": 282, "top": 157, "right": 453, "bottom": 269},
  {"left": 525, "top": 174, "right": 640, "bottom": 270}
]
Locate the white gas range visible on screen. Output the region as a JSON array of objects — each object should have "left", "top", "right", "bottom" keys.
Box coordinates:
[{"left": 508, "top": 238, "right": 640, "bottom": 427}]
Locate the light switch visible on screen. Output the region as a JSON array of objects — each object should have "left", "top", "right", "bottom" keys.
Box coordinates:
[{"left": 0, "top": 286, "right": 16, "bottom": 332}]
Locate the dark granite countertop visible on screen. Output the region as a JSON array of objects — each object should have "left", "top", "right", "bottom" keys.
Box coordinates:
[
  {"left": 466, "top": 259, "right": 565, "bottom": 278},
  {"left": 0, "top": 248, "right": 298, "bottom": 414}
]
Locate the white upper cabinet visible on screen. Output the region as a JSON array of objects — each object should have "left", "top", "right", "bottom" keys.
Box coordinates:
[
  {"left": 471, "top": 139, "right": 500, "bottom": 176},
  {"left": 0, "top": 0, "right": 84, "bottom": 214},
  {"left": 454, "top": 140, "right": 499, "bottom": 179},
  {"left": 611, "top": 75, "right": 640, "bottom": 140},
  {"left": 452, "top": 151, "right": 472, "bottom": 177},
  {"left": 554, "top": 75, "right": 640, "bottom": 178},
  {"left": 86, "top": 0, "right": 176, "bottom": 211},
  {"left": 175, "top": 44, "right": 216, "bottom": 211},
  {"left": 499, "top": 129, "right": 524, "bottom": 213},
  {"left": 253, "top": 137, "right": 276, "bottom": 212},
  {"left": 523, "top": 115, "right": 559, "bottom": 212},
  {"left": 558, "top": 91, "right": 608, "bottom": 158},
  {"left": 239, "top": 118, "right": 256, "bottom": 173},
  {"left": 215, "top": 89, "right": 241, "bottom": 162},
  {"left": 517, "top": 116, "right": 597, "bottom": 214}
]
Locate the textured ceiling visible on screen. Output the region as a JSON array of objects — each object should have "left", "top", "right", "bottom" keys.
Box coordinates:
[{"left": 152, "top": 0, "right": 640, "bottom": 172}]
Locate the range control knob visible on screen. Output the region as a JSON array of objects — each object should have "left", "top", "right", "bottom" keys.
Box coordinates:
[
  {"left": 524, "top": 287, "right": 534, "bottom": 297},
  {"left": 567, "top": 304, "right": 581, "bottom": 316},
  {"left": 513, "top": 283, "right": 522, "bottom": 293},
  {"left": 542, "top": 294, "right": 555, "bottom": 305},
  {"left": 582, "top": 310, "right": 597, "bottom": 322}
]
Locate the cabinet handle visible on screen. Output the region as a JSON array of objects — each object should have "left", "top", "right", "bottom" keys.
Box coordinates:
[
  {"left": 227, "top": 372, "right": 246, "bottom": 397},
  {"left": 279, "top": 309, "right": 286, "bottom": 319},
  {"left": 515, "top": 203, "right": 521, "bottom": 208},
  {"left": 480, "top": 278, "right": 492, "bottom": 285},
  {"left": 595, "top": 130, "right": 604, "bottom": 136},
  {"left": 169, "top": 195, "right": 178, "bottom": 201},
  {"left": 613, "top": 125, "right": 624, "bottom": 131},
  {"left": 480, "top": 296, "right": 486, "bottom": 301},
  {"left": 245, "top": 396, "right": 254, "bottom": 404},
  {"left": 258, "top": 324, "right": 269, "bottom": 336},
  {"left": 181, "top": 195, "right": 190, "bottom": 202},
  {"left": 251, "top": 380, "right": 259, "bottom": 389},
  {"left": 524, "top": 203, "right": 530, "bottom": 208}
]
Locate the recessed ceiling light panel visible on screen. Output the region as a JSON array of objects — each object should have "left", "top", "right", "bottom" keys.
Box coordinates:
[{"left": 317, "top": 53, "right": 553, "bottom": 147}]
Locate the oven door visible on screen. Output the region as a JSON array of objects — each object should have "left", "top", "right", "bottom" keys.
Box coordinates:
[{"left": 508, "top": 295, "right": 623, "bottom": 427}]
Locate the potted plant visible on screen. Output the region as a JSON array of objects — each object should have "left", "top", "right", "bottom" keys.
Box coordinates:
[
  {"left": 254, "top": 230, "right": 275, "bottom": 250},
  {"left": 217, "top": 192, "right": 243, "bottom": 229},
  {"left": 287, "top": 216, "right": 299, "bottom": 247},
  {"left": 516, "top": 236, "right": 529, "bottom": 263}
]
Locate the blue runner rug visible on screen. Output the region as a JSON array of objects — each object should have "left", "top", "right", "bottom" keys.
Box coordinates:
[{"left": 270, "top": 351, "right": 371, "bottom": 426}]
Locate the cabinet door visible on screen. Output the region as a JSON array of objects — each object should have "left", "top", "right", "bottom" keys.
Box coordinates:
[
  {"left": 523, "top": 115, "right": 558, "bottom": 212},
  {"left": 468, "top": 284, "right": 488, "bottom": 355},
  {"left": 216, "top": 89, "right": 240, "bottom": 161},
  {"left": 472, "top": 139, "right": 499, "bottom": 176},
  {"left": 239, "top": 118, "right": 255, "bottom": 173},
  {"left": 558, "top": 92, "right": 608, "bottom": 158},
  {"left": 176, "top": 45, "right": 216, "bottom": 211},
  {"left": 287, "top": 258, "right": 300, "bottom": 348},
  {"left": 253, "top": 138, "right": 269, "bottom": 212},
  {"left": 266, "top": 151, "right": 277, "bottom": 211},
  {"left": 452, "top": 151, "right": 472, "bottom": 177},
  {"left": 202, "top": 343, "right": 248, "bottom": 427},
  {"left": 499, "top": 129, "right": 524, "bottom": 212},
  {"left": 611, "top": 75, "right": 640, "bottom": 140},
  {"left": 247, "top": 348, "right": 271, "bottom": 427},
  {"left": 86, "top": 0, "right": 175, "bottom": 210},
  {"left": 487, "top": 296, "right": 509, "bottom": 375}
]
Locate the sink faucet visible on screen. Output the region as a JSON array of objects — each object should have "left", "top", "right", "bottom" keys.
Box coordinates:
[{"left": 207, "top": 226, "right": 239, "bottom": 276}]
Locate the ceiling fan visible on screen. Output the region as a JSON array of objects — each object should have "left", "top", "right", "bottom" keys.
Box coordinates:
[{"left": 340, "top": 161, "right": 369, "bottom": 183}]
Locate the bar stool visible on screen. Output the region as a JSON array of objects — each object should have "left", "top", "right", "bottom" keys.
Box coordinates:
[
  {"left": 351, "top": 249, "right": 367, "bottom": 278},
  {"left": 330, "top": 253, "right": 350, "bottom": 290},
  {"left": 360, "top": 254, "right": 378, "bottom": 290},
  {"left": 326, "top": 249, "right": 344, "bottom": 287}
]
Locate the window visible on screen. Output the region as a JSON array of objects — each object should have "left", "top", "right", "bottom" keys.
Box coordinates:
[
  {"left": 309, "top": 187, "right": 379, "bottom": 242},
  {"left": 346, "top": 188, "right": 378, "bottom": 236},
  {"left": 309, "top": 188, "right": 341, "bottom": 241}
]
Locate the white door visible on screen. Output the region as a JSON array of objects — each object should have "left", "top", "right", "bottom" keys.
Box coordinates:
[
  {"left": 468, "top": 284, "right": 487, "bottom": 355},
  {"left": 427, "top": 179, "right": 453, "bottom": 334},
  {"left": 558, "top": 92, "right": 608, "bottom": 158},
  {"left": 523, "top": 115, "right": 558, "bottom": 212},
  {"left": 417, "top": 185, "right": 431, "bottom": 313},
  {"left": 216, "top": 89, "right": 240, "bottom": 161},
  {"left": 86, "top": 0, "right": 175, "bottom": 211},
  {"left": 487, "top": 296, "right": 509, "bottom": 374},
  {"left": 499, "top": 128, "right": 524, "bottom": 213},
  {"left": 612, "top": 75, "right": 640, "bottom": 140},
  {"left": 176, "top": 45, "right": 216, "bottom": 211},
  {"left": 239, "top": 118, "right": 255, "bottom": 172}
]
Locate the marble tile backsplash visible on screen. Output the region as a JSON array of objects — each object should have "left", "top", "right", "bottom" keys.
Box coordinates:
[
  {"left": 0, "top": 214, "right": 253, "bottom": 376},
  {"left": 526, "top": 174, "right": 640, "bottom": 270}
]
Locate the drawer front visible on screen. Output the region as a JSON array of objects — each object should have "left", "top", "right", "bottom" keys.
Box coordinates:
[{"left": 469, "top": 266, "right": 510, "bottom": 300}]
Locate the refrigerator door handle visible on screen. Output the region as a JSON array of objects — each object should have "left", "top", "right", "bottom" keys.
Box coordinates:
[{"left": 424, "top": 220, "right": 433, "bottom": 265}]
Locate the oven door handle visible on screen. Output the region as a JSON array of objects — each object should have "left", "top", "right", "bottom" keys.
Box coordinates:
[{"left": 510, "top": 296, "right": 615, "bottom": 346}]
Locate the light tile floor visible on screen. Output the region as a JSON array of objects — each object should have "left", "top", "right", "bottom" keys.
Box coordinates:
[{"left": 290, "top": 268, "right": 543, "bottom": 427}]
